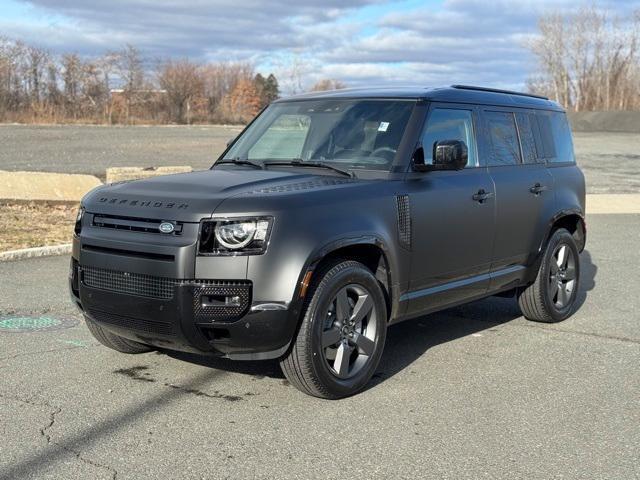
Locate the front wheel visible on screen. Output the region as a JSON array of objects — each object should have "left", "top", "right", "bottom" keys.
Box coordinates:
[
  {"left": 280, "top": 260, "right": 387, "bottom": 399},
  {"left": 518, "top": 228, "right": 581, "bottom": 323}
]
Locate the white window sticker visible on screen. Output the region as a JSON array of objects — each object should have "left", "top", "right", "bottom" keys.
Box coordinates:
[{"left": 378, "top": 122, "right": 390, "bottom": 132}]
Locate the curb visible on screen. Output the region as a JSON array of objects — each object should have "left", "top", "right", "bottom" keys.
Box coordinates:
[
  {"left": 586, "top": 194, "right": 640, "bottom": 214},
  {"left": 0, "top": 244, "right": 72, "bottom": 262}
]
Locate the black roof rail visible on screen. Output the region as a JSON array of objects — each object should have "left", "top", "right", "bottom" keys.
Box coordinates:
[{"left": 451, "top": 84, "right": 549, "bottom": 101}]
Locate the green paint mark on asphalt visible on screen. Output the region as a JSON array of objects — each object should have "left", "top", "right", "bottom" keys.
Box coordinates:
[
  {"left": 0, "top": 316, "right": 61, "bottom": 330},
  {"left": 0, "top": 315, "right": 78, "bottom": 333}
]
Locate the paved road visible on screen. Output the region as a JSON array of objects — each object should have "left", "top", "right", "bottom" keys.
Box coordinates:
[
  {"left": 0, "top": 125, "right": 638, "bottom": 193},
  {"left": 0, "top": 214, "right": 638, "bottom": 479},
  {"left": 0, "top": 124, "right": 243, "bottom": 180}
]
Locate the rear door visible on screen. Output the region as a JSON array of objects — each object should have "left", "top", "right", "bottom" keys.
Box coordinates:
[
  {"left": 481, "top": 108, "right": 555, "bottom": 291},
  {"left": 405, "top": 104, "right": 496, "bottom": 316}
]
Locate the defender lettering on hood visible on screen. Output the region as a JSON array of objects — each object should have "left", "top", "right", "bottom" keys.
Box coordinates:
[{"left": 98, "top": 197, "right": 189, "bottom": 209}]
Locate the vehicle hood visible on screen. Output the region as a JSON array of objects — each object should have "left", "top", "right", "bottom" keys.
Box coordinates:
[{"left": 82, "top": 168, "right": 359, "bottom": 222}]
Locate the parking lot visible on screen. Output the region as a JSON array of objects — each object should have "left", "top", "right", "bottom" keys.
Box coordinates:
[
  {"left": 0, "top": 124, "right": 639, "bottom": 194},
  {"left": 1, "top": 213, "right": 638, "bottom": 479}
]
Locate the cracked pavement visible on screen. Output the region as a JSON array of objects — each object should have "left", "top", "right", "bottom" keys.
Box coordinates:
[{"left": 0, "top": 214, "right": 638, "bottom": 479}]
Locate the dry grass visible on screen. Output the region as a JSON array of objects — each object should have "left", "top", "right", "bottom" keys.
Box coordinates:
[{"left": 0, "top": 202, "right": 77, "bottom": 252}]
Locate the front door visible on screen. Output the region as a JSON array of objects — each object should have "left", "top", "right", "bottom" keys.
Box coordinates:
[{"left": 404, "top": 104, "right": 496, "bottom": 317}]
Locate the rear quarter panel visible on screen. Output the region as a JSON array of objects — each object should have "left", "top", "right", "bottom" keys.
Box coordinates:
[{"left": 549, "top": 164, "right": 586, "bottom": 216}]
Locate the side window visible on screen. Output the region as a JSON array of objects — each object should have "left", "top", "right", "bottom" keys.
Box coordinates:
[
  {"left": 548, "top": 112, "right": 575, "bottom": 163},
  {"left": 535, "top": 113, "right": 557, "bottom": 160},
  {"left": 421, "top": 108, "right": 477, "bottom": 167},
  {"left": 515, "top": 112, "right": 540, "bottom": 164},
  {"left": 248, "top": 114, "right": 310, "bottom": 160},
  {"left": 485, "top": 111, "right": 522, "bottom": 166}
]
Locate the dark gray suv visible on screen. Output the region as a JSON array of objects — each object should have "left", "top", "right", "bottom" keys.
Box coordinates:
[{"left": 70, "top": 85, "right": 586, "bottom": 398}]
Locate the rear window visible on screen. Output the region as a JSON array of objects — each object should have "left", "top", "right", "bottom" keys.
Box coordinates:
[{"left": 534, "top": 112, "right": 575, "bottom": 164}]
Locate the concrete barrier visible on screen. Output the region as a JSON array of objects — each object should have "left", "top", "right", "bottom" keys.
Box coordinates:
[
  {"left": 0, "top": 170, "right": 102, "bottom": 202},
  {"left": 106, "top": 166, "right": 192, "bottom": 183},
  {"left": 587, "top": 194, "right": 640, "bottom": 214}
]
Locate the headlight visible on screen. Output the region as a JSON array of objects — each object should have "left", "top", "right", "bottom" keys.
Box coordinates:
[
  {"left": 199, "top": 217, "right": 272, "bottom": 255},
  {"left": 74, "top": 207, "right": 85, "bottom": 235}
]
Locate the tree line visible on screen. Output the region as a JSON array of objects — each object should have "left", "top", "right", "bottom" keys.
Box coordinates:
[
  {"left": 0, "top": 38, "right": 344, "bottom": 125},
  {"left": 527, "top": 7, "right": 640, "bottom": 111}
]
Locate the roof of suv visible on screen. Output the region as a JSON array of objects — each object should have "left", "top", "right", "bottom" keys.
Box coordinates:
[{"left": 276, "top": 85, "right": 564, "bottom": 111}]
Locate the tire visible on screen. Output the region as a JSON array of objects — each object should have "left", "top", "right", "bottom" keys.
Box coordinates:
[
  {"left": 518, "top": 228, "right": 580, "bottom": 323},
  {"left": 84, "top": 315, "right": 153, "bottom": 354},
  {"left": 280, "top": 260, "right": 388, "bottom": 399}
]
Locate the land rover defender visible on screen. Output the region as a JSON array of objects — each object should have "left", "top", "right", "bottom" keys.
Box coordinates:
[{"left": 70, "top": 85, "right": 586, "bottom": 398}]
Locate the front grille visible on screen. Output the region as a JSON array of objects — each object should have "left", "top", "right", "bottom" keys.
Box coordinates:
[
  {"left": 92, "top": 214, "right": 183, "bottom": 235},
  {"left": 83, "top": 266, "right": 178, "bottom": 299},
  {"left": 81, "top": 267, "right": 252, "bottom": 321},
  {"left": 87, "top": 308, "right": 174, "bottom": 336}
]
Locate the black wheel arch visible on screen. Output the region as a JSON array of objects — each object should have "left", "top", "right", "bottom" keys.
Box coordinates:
[
  {"left": 526, "top": 209, "right": 586, "bottom": 284},
  {"left": 294, "top": 236, "right": 398, "bottom": 323}
]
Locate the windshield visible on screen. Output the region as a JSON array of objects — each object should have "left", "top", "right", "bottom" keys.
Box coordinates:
[{"left": 221, "top": 99, "right": 416, "bottom": 171}]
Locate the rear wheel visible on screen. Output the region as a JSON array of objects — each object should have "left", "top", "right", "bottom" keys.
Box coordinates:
[
  {"left": 518, "top": 228, "right": 580, "bottom": 323},
  {"left": 280, "top": 260, "right": 387, "bottom": 399},
  {"left": 84, "top": 315, "right": 153, "bottom": 354}
]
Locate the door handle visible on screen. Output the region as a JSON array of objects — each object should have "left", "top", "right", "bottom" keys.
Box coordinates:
[
  {"left": 529, "top": 183, "right": 548, "bottom": 195},
  {"left": 472, "top": 189, "right": 494, "bottom": 203}
]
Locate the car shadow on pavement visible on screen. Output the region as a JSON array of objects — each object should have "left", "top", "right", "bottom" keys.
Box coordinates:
[
  {"left": 2, "top": 368, "right": 226, "bottom": 480},
  {"left": 575, "top": 249, "right": 597, "bottom": 311},
  {"left": 164, "top": 250, "right": 598, "bottom": 390}
]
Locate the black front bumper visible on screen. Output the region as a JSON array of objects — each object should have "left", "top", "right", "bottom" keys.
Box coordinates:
[{"left": 70, "top": 260, "right": 298, "bottom": 360}]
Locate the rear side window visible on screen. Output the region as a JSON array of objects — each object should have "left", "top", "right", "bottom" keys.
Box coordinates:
[
  {"left": 421, "top": 108, "right": 477, "bottom": 167},
  {"left": 534, "top": 112, "right": 575, "bottom": 164},
  {"left": 515, "top": 112, "right": 540, "bottom": 164},
  {"left": 485, "top": 111, "right": 521, "bottom": 166},
  {"left": 536, "top": 113, "right": 557, "bottom": 159}
]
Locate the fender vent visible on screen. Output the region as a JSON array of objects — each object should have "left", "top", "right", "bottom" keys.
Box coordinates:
[{"left": 396, "top": 195, "right": 411, "bottom": 250}]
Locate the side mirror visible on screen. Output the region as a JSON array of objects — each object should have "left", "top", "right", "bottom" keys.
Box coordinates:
[
  {"left": 434, "top": 140, "right": 467, "bottom": 170},
  {"left": 412, "top": 139, "right": 468, "bottom": 172},
  {"left": 226, "top": 136, "right": 237, "bottom": 148}
]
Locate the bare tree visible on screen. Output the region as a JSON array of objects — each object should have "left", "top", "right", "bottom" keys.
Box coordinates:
[
  {"left": 310, "top": 79, "right": 347, "bottom": 92},
  {"left": 0, "top": 36, "right": 283, "bottom": 124},
  {"left": 24, "top": 45, "right": 49, "bottom": 103},
  {"left": 157, "top": 59, "right": 204, "bottom": 124},
  {"left": 528, "top": 7, "right": 640, "bottom": 111},
  {"left": 61, "top": 53, "right": 83, "bottom": 118},
  {"left": 113, "top": 44, "right": 146, "bottom": 123},
  {"left": 201, "top": 61, "right": 254, "bottom": 120}
]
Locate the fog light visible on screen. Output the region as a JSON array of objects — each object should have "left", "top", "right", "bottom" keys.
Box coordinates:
[
  {"left": 201, "top": 295, "right": 241, "bottom": 307},
  {"left": 226, "top": 296, "right": 241, "bottom": 307}
]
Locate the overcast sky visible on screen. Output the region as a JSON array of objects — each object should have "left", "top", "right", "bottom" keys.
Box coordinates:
[{"left": 1, "top": 0, "right": 638, "bottom": 92}]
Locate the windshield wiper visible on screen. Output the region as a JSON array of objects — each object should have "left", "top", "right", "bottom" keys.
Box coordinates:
[
  {"left": 263, "top": 159, "right": 354, "bottom": 178},
  {"left": 214, "top": 158, "right": 263, "bottom": 169}
]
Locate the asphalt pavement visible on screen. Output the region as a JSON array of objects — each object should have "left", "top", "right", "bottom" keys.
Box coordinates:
[
  {"left": 0, "top": 125, "right": 638, "bottom": 194},
  {"left": 0, "top": 214, "right": 638, "bottom": 479},
  {"left": 0, "top": 124, "right": 242, "bottom": 179}
]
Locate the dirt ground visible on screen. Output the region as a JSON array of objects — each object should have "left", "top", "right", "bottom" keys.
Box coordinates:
[{"left": 0, "top": 202, "right": 77, "bottom": 251}]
